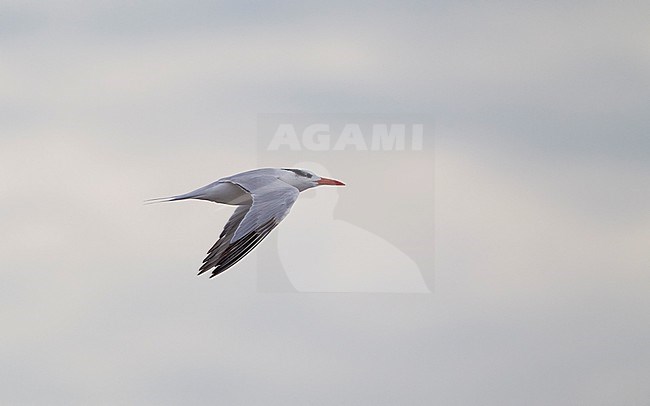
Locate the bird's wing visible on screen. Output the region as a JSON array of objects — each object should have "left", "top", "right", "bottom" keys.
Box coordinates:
[{"left": 199, "top": 178, "right": 299, "bottom": 278}]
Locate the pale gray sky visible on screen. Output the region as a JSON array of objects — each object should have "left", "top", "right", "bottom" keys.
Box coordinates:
[{"left": 1, "top": 1, "right": 649, "bottom": 405}]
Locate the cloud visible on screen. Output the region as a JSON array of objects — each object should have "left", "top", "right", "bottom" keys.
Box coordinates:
[{"left": 1, "top": 1, "right": 649, "bottom": 404}]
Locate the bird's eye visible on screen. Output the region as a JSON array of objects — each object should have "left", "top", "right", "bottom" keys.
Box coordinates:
[{"left": 284, "top": 168, "right": 312, "bottom": 178}]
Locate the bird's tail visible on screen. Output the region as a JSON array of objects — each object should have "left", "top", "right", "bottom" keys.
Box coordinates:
[{"left": 143, "top": 191, "right": 203, "bottom": 205}]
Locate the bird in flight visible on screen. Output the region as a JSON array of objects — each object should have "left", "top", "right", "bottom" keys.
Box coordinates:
[{"left": 148, "top": 168, "right": 345, "bottom": 278}]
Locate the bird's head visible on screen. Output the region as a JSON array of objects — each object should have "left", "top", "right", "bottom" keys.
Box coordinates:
[{"left": 279, "top": 168, "right": 345, "bottom": 191}]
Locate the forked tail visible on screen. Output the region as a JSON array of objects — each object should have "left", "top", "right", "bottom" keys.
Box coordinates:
[{"left": 143, "top": 191, "right": 201, "bottom": 205}]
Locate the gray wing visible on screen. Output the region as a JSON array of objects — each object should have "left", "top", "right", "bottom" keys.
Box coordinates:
[{"left": 198, "top": 179, "right": 299, "bottom": 278}]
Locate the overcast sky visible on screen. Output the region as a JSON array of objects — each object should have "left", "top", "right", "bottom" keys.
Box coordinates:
[{"left": 1, "top": 1, "right": 649, "bottom": 405}]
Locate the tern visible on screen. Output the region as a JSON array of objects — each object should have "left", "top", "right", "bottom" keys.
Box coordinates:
[{"left": 148, "top": 168, "right": 345, "bottom": 278}]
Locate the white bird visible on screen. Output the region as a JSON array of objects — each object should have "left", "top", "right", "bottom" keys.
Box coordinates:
[{"left": 148, "top": 168, "right": 345, "bottom": 278}]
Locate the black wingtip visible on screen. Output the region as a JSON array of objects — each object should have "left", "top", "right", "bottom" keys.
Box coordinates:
[{"left": 196, "top": 265, "right": 220, "bottom": 279}]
